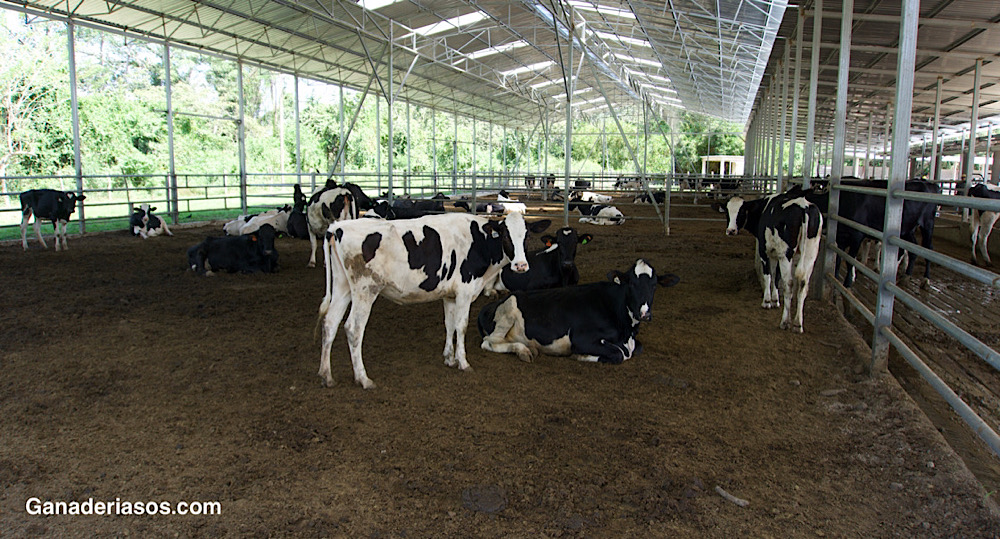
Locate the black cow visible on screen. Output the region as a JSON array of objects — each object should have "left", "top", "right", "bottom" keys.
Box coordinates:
[
  {"left": 493, "top": 227, "right": 593, "bottom": 292},
  {"left": 187, "top": 224, "right": 279, "bottom": 275},
  {"left": 287, "top": 184, "right": 310, "bottom": 239},
  {"left": 20, "top": 189, "right": 87, "bottom": 251},
  {"left": 390, "top": 193, "right": 449, "bottom": 219},
  {"left": 129, "top": 203, "right": 173, "bottom": 239},
  {"left": 478, "top": 259, "right": 679, "bottom": 364},
  {"left": 969, "top": 182, "right": 1000, "bottom": 265}
]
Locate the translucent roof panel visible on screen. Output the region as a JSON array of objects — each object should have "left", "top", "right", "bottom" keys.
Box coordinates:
[{"left": 1, "top": 0, "right": 789, "bottom": 126}]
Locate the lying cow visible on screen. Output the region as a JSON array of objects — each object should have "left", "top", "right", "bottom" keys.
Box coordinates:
[
  {"left": 316, "top": 212, "right": 551, "bottom": 389},
  {"left": 187, "top": 224, "right": 279, "bottom": 275},
  {"left": 715, "top": 191, "right": 823, "bottom": 332},
  {"left": 969, "top": 182, "right": 1000, "bottom": 265},
  {"left": 241, "top": 205, "right": 291, "bottom": 235},
  {"left": 390, "top": 193, "right": 450, "bottom": 219},
  {"left": 493, "top": 227, "right": 593, "bottom": 292},
  {"left": 571, "top": 201, "right": 624, "bottom": 225},
  {"left": 572, "top": 191, "right": 613, "bottom": 204},
  {"left": 454, "top": 201, "right": 505, "bottom": 215},
  {"left": 634, "top": 191, "right": 666, "bottom": 204},
  {"left": 478, "top": 259, "right": 679, "bottom": 363},
  {"left": 20, "top": 189, "right": 87, "bottom": 251},
  {"left": 129, "top": 203, "right": 173, "bottom": 238}
]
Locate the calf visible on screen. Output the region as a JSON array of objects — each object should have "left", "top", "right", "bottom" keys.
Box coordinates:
[
  {"left": 129, "top": 203, "right": 173, "bottom": 239},
  {"left": 20, "top": 189, "right": 87, "bottom": 251},
  {"left": 316, "top": 212, "right": 551, "bottom": 389},
  {"left": 969, "top": 182, "right": 1000, "bottom": 265},
  {"left": 571, "top": 201, "right": 624, "bottom": 225},
  {"left": 493, "top": 227, "right": 593, "bottom": 292},
  {"left": 715, "top": 192, "right": 824, "bottom": 332},
  {"left": 478, "top": 259, "right": 679, "bottom": 363},
  {"left": 187, "top": 224, "right": 279, "bottom": 275}
]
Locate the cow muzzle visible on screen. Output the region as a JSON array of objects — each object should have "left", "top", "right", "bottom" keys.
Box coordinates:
[
  {"left": 725, "top": 228, "right": 738, "bottom": 236},
  {"left": 512, "top": 261, "right": 529, "bottom": 273}
]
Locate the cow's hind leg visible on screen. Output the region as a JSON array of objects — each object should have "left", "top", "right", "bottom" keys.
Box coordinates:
[
  {"left": 307, "top": 230, "right": 319, "bottom": 268},
  {"left": 979, "top": 212, "right": 998, "bottom": 265},
  {"left": 344, "top": 292, "right": 378, "bottom": 389},
  {"left": 33, "top": 219, "right": 47, "bottom": 249},
  {"left": 20, "top": 210, "right": 32, "bottom": 250},
  {"left": 480, "top": 298, "right": 536, "bottom": 362},
  {"left": 318, "top": 287, "right": 351, "bottom": 388}
]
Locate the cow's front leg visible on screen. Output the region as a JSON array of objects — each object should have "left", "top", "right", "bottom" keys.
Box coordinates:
[
  {"left": 442, "top": 299, "right": 458, "bottom": 367},
  {"left": 450, "top": 299, "right": 474, "bottom": 372},
  {"left": 570, "top": 337, "right": 634, "bottom": 364}
]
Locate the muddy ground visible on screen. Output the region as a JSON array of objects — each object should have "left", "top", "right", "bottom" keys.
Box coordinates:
[{"left": 1, "top": 199, "right": 999, "bottom": 537}]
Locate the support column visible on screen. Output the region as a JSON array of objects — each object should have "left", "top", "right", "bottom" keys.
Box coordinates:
[
  {"left": 67, "top": 21, "right": 85, "bottom": 232},
  {"left": 964, "top": 58, "right": 983, "bottom": 218},
  {"left": 790, "top": 8, "right": 804, "bottom": 180},
  {"left": 163, "top": 42, "right": 178, "bottom": 223},
  {"left": 803, "top": 0, "right": 822, "bottom": 187},
  {"left": 779, "top": 45, "right": 789, "bottom": 191},
  {"left": 237, "top": 62, "right": 248, "bottom": 214},
  {"left": 871, "top": 0, "right": 918, "bottom": 373}
]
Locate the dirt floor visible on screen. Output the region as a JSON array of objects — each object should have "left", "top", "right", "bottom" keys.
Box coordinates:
[{"left": 2, "top": 198, "right": 999, "bottom": 537}]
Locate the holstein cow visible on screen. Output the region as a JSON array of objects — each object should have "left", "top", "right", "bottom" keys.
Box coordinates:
[
  {"left": 969, "top": 182, "right": 1000, "bottom": 265},
  {"left": 478, "top": 259, "right": 679, "bottom": 363},
  {"left": 572, "top": 191, "right": 613, "bottom": 204},
  {"left": 492, "top": 227, "right": 593, "bottom": 292},
  {"left": 20, "top": 189, "right": 87, "bottom": 251},
  {"left": 454, "top": 201, "right": 506, "bottom": 215},
  {"left": 287, "top": 184, "right": 310, "bottom": 239},
  {"left": 306, "top": 187, "right": 358, "bottom": 267},
  {"left": 389, "top": 193, "right": 450, "bottom": 219},
  {"left": 129, "top": 203, "right": 173, "bottom": 238},
  {"left": 316, "top": 212, "right": 551, "bottom": 389},
  {"left": 790, "top": 179, "right": 939, "bottom": 286},
  {"left": 187, "top": 224, "right": 279, "bottom": 275},
  {"left": 634, "top": 191, "right": 666, "bottom": 204},
  {"left": 715, "top": 192, "right": 824, "bottom": 332},
  {"left": 241, "top": 205, "right": 291, "bottom": 235},
  {"left": 570, "top": 201, "right": 624, "bottom": 225}
]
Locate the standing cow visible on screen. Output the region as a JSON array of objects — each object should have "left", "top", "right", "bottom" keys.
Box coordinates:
[
  {"left": 316, "top": 212, "right": 551, "bottom": 389},
  {"left": 478, "top": 259, "right": 679, "bottom": 363},
  {"left": 969, "top": 182, "right": 1000, "bottom": 265},
  {"left": 20, "top": 189, "right": 87, "bottom": 251}
]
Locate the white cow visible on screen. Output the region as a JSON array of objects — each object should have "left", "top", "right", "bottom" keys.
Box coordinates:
[{"left": 317, "top": 211, "right": 551, "bottom": 389}]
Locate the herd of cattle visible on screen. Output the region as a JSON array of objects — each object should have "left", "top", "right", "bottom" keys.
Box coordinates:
[{"left": 14, "top": 177, "right": 1000, "bottom": 388}]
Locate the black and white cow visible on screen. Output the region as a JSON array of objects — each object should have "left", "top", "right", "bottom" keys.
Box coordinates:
[
  {"left": 129, "top": 203, "right": 173, "bottom": 239},
  {"left": 715, "top": 192, "right": 824, "bottom": 332},
  {"left": 20, "top": 189, "right": 87, "bottom": 251},
  {"left": 307, "top": 187, "right": 358, "bottom": 267},
  {"left": 634, "top": 191, "right": 666, "bottom": 204},
  {"left": 571, "top": 191, "right": 613, "bottom": 204},
  {"left": 969, "top": 182, "right": 1000, "bottom": 266},
  {"left": 316, "top": 212, "right": 551, "bottom": 389},
  {"left": 241, "top": 205, "right": 291, "bottom": 235},
  {"left": 478, "top": 259, "right": 679, "bottom": 363},
  {"left": 187, "top": 224, "right": 279, "bottom": 275},
  {"left": 614, "top": 176, "right": 643, "bottom": 192},
  {"left": 286, "top": 184, "right": 310, "bottom": 239},
  {"left": 453, "top": 201, "right": 506, "bottom": 215},
  {"left": 791, "top": 179, "right": 939, "bottom": 286},
  {"left": 570, "top": 201, "right": 624, "bottom": 225},
  {"left": 493, "top": 227, "right": 593, "bottom": 292}
]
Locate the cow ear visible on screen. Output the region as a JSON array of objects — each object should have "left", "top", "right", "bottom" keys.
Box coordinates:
[
  {"left": 540, "top": 235, "right": 555, "bottom": 247},
  {"left": 149, "top": 206, "right": 157, "bottom": 212},
  {"left": 606, "top": 270, "right": 626, "bottom": 284},
  {"left": 529, "top": 218, "right": 552, "bottom": 233},
  {"left": 710, "top": 202, "right": 724, "bottom": 213},
  {"left": 657, "top": 273, "right": 680, "bottom": 287},
  {"left": 578, "top": 234, "right": 593, "bottom": 245},
  {"left": 481, "top": 221, "right": 502, "bottom": 239}
]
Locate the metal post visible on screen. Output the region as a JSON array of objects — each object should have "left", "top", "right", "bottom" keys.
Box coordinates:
[
  {"left": 237, "top": 62, "right": 248, "bottom": 215},
  {"left": 865, "top": 112, "right": 873, "bottom": 178},
  {"left": 804, "top": 0, "right": 822, "bottom": 187},
  {"left": 387, "top": 28, "right": 394, "bottom": 199},
  {"left": 563, "top": 22, "right": 574, "bottom": 228},
  {"left": 779, "top": 46, "right": 789, "bottom": 191},
  {"left": 407, "top": 101, "right": 412, "bottom": 193},
  {"left": 790, "top": 9, "right": 803, "bottom": 180},
  {"left": 964, "top": 58, "right": 983, "bottom": 218},
  {"left": 453, "top": 113, "right": 459, "bottom": 194},
  {"left": 163, "top": 42, "right": 178, "bottom": 224},
  {"left": 295, "top": 75, "right": 302, "bottom": 181},
  {"left": 432, "top": 107, "right": 438, "bottom": 192},
  {"left": 338, "top": 83, "right": 344, "bottom": 177},
  {"left": 376, "top": 99, "right": 381, "bottom": 194},
  {"left": 882, "top": 103, "right": 892, "bottom": 180},
  {"left": 67, "top": 21, "right": 85, "bottom": 232},
  {"left": 871, "top": 0, "right": 918, "bottom": 373},
  {"left": 822, "top": 0, "right": 853, "bottom": 298}
]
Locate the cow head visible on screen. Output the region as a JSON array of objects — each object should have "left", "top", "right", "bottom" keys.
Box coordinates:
[
  {"left": 484, "top": 213, "right": 551, "bottom": 273},
  {"left": 713, "top": 196, "right": 746, "bottom": 235},
  {"left": 541, "top": 228, "right": 592, "bottom": 272},
  {"left": 607, "top": 259, "right": 680, "bottom": 324}
]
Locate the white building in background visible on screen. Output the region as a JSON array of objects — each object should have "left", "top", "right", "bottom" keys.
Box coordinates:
[{"left": 701, "top": 155, "right": 744, "bottom": 176}]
